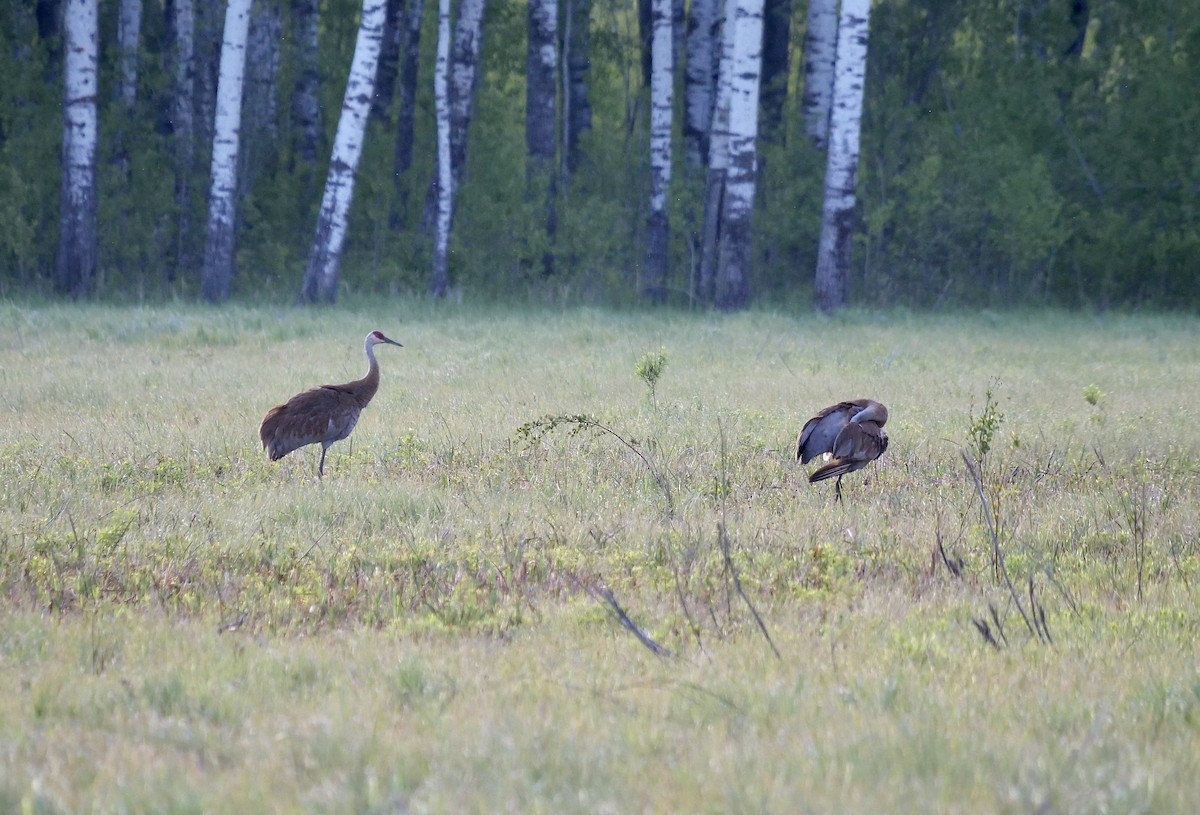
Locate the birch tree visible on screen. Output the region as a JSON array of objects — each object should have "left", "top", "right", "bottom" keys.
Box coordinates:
[
  {"left": 421, "top": 0, "right": 486, "bottom": 233},
  {"left": 429, "top": 0, "right": 452, "bottom": 297},
  {"left": 526, "top": 0, "right": 558, "bottom": 275},
  {"left": 200, "top": 0, "right": 251, "bottom": 303},
  {"left": 697, "top": 0, "right": 736, "bottom": 303},
  {"left": 55, "top": 0, "right": 99, "bottom": 298},
  {"left": 683, "top": 0, "right": 718, "bottom": 169},
  {"left": 801, "top": 0, "right": 837, "bottom": 148},
  {"left": 713, "top": 0, "right": 763, "bottom": 311},
  {"left": 300, "top": 0, "right": 387, "bottom": 304},
  {"left": 643, "top": 0, "right": 672, "bottom": 302},
  {"left": 814, "top": 0, "right": 871, "bottom": 312}
]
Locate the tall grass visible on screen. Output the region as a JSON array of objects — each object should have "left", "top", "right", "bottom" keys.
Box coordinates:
[{"left": 1, "top": 301, "right": 1199, "bottom": 812}]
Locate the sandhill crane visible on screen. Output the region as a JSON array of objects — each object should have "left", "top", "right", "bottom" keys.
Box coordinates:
[
  {"left": 797, "top": 398, "right": 889, "bottom": 502},
  {"left": 259, "top": 330, "right": 402, "bottom": 477}
]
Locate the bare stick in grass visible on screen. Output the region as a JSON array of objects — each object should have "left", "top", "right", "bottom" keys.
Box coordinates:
[
  {"left": 962, "top": 450, "right": 1037, "bottom": 639},
  {"left": 592, "top": 586, "right": 672, "bottom": 658}
]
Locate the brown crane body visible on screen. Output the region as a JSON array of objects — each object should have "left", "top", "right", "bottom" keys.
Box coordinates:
[
  {"left": 797, "top": 398, "right": 889, "bottom": 502},
  {"left": 259, "top": 330, "right": 402, "bottom": 477}
]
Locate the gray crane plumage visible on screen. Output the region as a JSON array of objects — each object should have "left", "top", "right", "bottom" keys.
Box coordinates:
[
  {"left": 797, "top": 398, "right": 889, "bottom": 501},
  {"left": 259, "top": 330, "right": 402, "bottom": 476}
]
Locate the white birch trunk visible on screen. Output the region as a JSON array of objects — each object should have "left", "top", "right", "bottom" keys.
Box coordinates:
[
  {"left": 171, "top": 0, "right": 195, "bottom": 281},
  {"left": 429, "top": 0, "right": 452, "bottom": 297},
  {"left": 644, "top": 0, "right": 672, "bottom": 301},
  {"left": 117, "top": 0, "right": 142, "bottom": 112},
  {"left": 200, "top": 0, "right": 251, "bottom": 303},
  {"left": 55, "top": 0, "right": 99, "bottom": 297},
  {"left": 300, "top": 0, "right": 387, "bottom": 304},
  {"left": 801, "top": 0, "right": 837, "bottom": 149},
  {"left": 449, "top": 0, "right": 486, "bottom": 194},
  {"left": 714, "top": 0, "right": 763, "bottom": 310},
  {"left": 697, "top": 0, "right": 737, "bottom": 303},
  {"left": 422, "top": 0, "right": 486, "bottom": 233},
  {"left": 526, "top": 0, "right": 557, "bottom": 275},
  {"left": 683, "top": 0, "right": 717, "bottom": 169},
  {"left": 814, "top": 0, "right": 871, "bottom": 312}
]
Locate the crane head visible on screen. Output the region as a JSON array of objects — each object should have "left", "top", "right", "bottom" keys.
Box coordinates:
[{"left": 367, "top": 330, "right": 403, "bottom": 348}]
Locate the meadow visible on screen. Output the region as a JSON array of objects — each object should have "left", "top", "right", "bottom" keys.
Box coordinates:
[{"left": 1, "top": 300, "right": 1198, "bottom": 813}]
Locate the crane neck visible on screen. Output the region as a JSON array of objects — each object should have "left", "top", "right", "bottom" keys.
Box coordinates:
[{"left": 354, "top": 339, "right": 382, "bottom": 406}]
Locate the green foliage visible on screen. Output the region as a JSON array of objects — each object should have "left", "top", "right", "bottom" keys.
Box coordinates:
[
  {"left": 635, "top": 348, "right": 667, "bottom": 406},
  {"left": 966, "top": 382, "right": 1004, "bottom": 464},
  {"left": 4, "top": 1, "right": 1200, "bottom": 306}
]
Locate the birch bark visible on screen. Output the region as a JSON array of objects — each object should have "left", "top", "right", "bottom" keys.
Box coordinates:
[
  {"left": 55, "top": 0, "right": 99, "bottom": 297},
  {"left": 643, "top": 0, "right": 672, "bottom": 302},
  {"left": 526, "top": 0, "right": 557, "bottom": 275},
  {"left": 200, "top": 0, "right": 251, "bottom": 303},
  {"left": 683, "top": 0, "right": 717, "bottom": 169},
  {"left": 814, "top": 0, "right": 871, "bottom": 312},
  {"left": 300, "top": 0, "right": 387, "bottom": 304},
  {"left": 801, "top": 0, "right": 837, "bottom": 148},
  {"left": 713, "top": 0, "right": 763, "bottom": 311},
  {"left": 429, "top": 0, "right": 452, "bottom": 297}
]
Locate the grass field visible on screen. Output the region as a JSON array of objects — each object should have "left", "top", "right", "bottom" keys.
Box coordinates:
[{"left": 2, "top": 301, "right": 1199, "bottom": 813}]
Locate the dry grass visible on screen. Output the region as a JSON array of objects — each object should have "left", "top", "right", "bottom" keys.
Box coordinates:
[{"left": 1, "top": 300, "right": 1199, "bottom": 812}]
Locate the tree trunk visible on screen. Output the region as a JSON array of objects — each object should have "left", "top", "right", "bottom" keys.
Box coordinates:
[
  {"left": 422, "top": 0, "right": 486, "bottom": 233},
  {"left": 714, "top": 0, "right": 763, "bottom": 311},
  {"left": 697, "top": 0, "right": 736, "bottom": 304},
  {"left": 526, "top": 0, "right": 557, "bottom": 276},
  {"left": 801, "top": 0, "right": 837, "bottom": 149},
  {"left": 194, "top": 0, "right": 222, "bottom": 156},
  {"left": 759, "top": 0, "right": 789, "bottom": 136},
  {"left": 200, "top": 0, "right": 251, "bottom": 304},
  {"left": 391, "top": 0, "right": 424, "bottom": 203},
  {"left": 290, "top": 0, "right": 321, "bottom": 164},
  {"left": 300, "top": 0, "right": 387, "bottom": 304},
  {"left": 245, "top": 3, "right": 281, "bottom": 140},
  {"left": 643, "top": 0, "right": 672, "bottom": 303},
  {"left": 683, "top": 0, "right": 717, "bottom": 170},
  {"left": 55, "top": 0, "right": 99, "bottom": 298},
  {"left": 562, "top": 0, "right": 592, "bottom": 177},
  {"left": 117, "top": 0, "right": 142, "bottom": 112},
  {"left": 814, "top": 0, "right": 870, "bottom": 312},
  {"left": 169, "top": 0, "right": 195, "bottom": 283},
  {"left": 372, "top": 0, "right": 405, "bottom": 123},
  {"left": 430, "top": 0, "right": 452, "bottom": 297},
  {"left": 243, "top": 2, "right": 282, "bottom": 190}
]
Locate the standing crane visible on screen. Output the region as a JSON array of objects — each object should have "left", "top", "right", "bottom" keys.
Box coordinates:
[
  {"left": 796, "top": 398, "right": 889, "bottom": 502},
  {"left": 259, "top": 330, "right": 403, "bottom": 477}
]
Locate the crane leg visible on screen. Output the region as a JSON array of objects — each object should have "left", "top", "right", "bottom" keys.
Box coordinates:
[
  {"left": 834, "top": 475, "right": 843, "bottom": 503},
  {"left": 317, "top": 446, "right": 327, "bottom": 478}
]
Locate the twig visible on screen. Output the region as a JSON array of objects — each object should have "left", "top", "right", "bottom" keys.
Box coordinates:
[
  {"left": 962, "top": 451, "right": 1037, "bottom": 639},
  {"left": 719, "top": 521, "right": 781, "bottom": 661},
  {"left": 593, "top": 586, "right": 672, "bottom": 658}
]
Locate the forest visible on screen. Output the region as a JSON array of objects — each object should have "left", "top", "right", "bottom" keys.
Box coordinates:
[{"left": 3, "top": 0, "right": 1198, "bottom": 310}]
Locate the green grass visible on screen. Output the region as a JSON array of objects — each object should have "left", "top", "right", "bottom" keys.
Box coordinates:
[{"left": 2, "top": 301, "right": 1199, "bottom": 812}]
